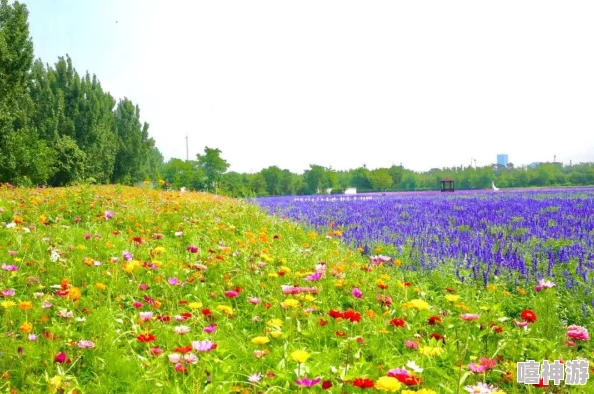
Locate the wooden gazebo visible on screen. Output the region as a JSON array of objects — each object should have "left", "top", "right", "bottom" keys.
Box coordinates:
[{"left": 440, "top": 178, "right": 455, "bottom": 192}]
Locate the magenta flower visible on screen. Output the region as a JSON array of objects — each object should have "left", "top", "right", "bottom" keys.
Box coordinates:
[
  {"left": 168, "top": 277, "right": 181, "bottom": 286},
  {"left": 1, "top": 264, "right": 18, "bottom": 271},
  {"left": 150, "top": 347, "right": 163, "bottom": 356},
  {"left": 55, "top": 352, "right": 70, "bottom": 364},
  {"left": 535, "top": 279, "right": 556, "bottom": 292},
  {"left": 224, "top": 290, "right": 239, "bottom": 298},
  {"left": 386, "top": 368, "right": 410, "bottom": 379},
  {"left": 84, "top": 233, "right": 91, "bottom": 240},
  {"left": 352, "top": 287, "right": 363, "bottom": 299},
  {"left": 295, "top": 377, "right": 321, "bottom": 387},
  {"left": 203, "top": 324, "right": 217, "bottom": 334},
  {"left": 186, "top": 245, "right": 199, "bottom": 253},
  {"left": 104, "top": 210, "right": 115, "bottom": 220},
  {"left": 567, "top": 325, "right": 589, "bottom": 341},
  {"left": 138, "top": 283, "right": 149, "bottom": 291},
  {"left": 304, "top": 271, "right": 322, "bottom": 281}
]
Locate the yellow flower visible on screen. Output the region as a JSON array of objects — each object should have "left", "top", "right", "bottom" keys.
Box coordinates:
[
  {"left": 20, "top": 321, "right": 33, "bottom": 333},
  {"left": 19, "top": 301, "right": 33, "bottom": 311},
  {"left": 375, "top": 376, "right": 402, "bottom": 392},
  {"left": 270, "top": 330, "right": 282, "bottom": 338},
  {"left": 152, "top": 246, "right": 166, "bottom": 255},
  {"left": 308, "top": 232, "right": 318, "bottom": 239},
  {"left": 291, "top": 350, "right": 310, "bottom": 363},
  {"left": 279, "top": 266, "right": 291, "bottom": 274},
  {"left": 188, "top": 302, "right": 203, "bottom": 310},
  {"left": 418, "top": 346, "right": 445, "bottom": 357},
  {"left": 267, "top": 318, "right": 283, "bottom": 327},
  {"left": 268, "top": 272, "right": 279, "bottom": 278},
  {"left": 445, "top": 294, "right": 460, "bottom": 302},
  {"left": 49, "top": 375, "right": 63, "bottom": 393},
  {"left": 216, "top": 305, "right": 234, "bottom": 316},
  {"left": 281, "top": 299, "right": 300, "bottom": 308},
  {"left": 95, "top": 283, "right": 107, "bottom": 290},
  {"left": 402, "top": 299, "right": 430, "bottom": 311},
  {"left": 251, "top": 336, "right": 270, "bottom": 345},
  {"left": 335, "top": 279, "right": 346, "bottom": 288}
]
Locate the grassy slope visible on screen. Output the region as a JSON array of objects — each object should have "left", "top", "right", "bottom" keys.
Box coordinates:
[{"left": 0, "top": 186, "right": 591, "bottom": 393}]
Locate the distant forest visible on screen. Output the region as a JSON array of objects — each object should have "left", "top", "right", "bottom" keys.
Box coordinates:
[
  {"left": 2, "top": 1, "right": 594, "bottom": 196},
  {"left": 162, "top": 148, "right": 594, "bottom": 197}
]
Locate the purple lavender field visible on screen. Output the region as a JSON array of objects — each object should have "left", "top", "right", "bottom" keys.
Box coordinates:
[{"left": 256, "top": 188, "right": 594, "bottom": 304}]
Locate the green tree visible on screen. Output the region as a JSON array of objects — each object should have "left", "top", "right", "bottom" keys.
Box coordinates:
[{"left": 196, "top": 147, "right": 230, "bottom": 192}]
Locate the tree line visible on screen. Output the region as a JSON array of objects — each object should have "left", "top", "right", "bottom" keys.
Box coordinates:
[
  {"left": 163, "top": 148, "right": 594, "bottom": 197},
  {"left": 0, "top": 0, "right": 162, "bottom": 186}
]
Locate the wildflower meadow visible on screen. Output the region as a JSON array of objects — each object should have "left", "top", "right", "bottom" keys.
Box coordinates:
[{"left": 0, "top": 185, "right": 592, "bottom": 393}]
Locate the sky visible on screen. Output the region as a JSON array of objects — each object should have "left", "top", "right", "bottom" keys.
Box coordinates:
[{"left": 23, "top": 0, "right": 594, "bottom": 173}]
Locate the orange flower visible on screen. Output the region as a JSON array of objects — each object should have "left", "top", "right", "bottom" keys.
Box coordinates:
[
  {"left": 18, "top": 301, "right": 33, "bottom": 311},
  {"left": 68, "top": 287, "right": 82, "bottom": 301},
  {"left": 20, "top": 322, "right": 33, "bottom": 333}
]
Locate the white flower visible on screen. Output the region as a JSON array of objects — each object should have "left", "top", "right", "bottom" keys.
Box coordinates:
[
  {"left": 6, "top": 222, "right": 16, "bottom": 229},
  {"left": 175, "top": 231, "right": 183, "bottom": 237},
  {"left": 248, "top": 372, "right": 262, "bottom": 383},
  {"left": 406, "top": 360, "right": 423, "bottom": 373},
  {"left": 174, "top": 325, "right": 191, "bottom": 335}
]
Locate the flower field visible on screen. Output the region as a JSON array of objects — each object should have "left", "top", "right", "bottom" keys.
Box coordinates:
[{"left": 0, "top": 186, "right": 592, "bottom": 393}]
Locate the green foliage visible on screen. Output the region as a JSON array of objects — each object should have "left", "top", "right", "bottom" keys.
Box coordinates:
[
  {"left": 0, "top": 1, "right": 162, "bottom": 187},
  {"left": 196, "top": 146, "right": 230, "bottom": 192}
]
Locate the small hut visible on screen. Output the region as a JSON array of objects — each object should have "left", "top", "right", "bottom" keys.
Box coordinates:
[{"left": 440, "top": 178, "right": 455, "bottom": 192}]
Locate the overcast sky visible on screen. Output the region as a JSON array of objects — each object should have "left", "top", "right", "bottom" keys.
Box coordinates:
[{"left": 23, "top": 0, "right": 594, "bottom": 173}]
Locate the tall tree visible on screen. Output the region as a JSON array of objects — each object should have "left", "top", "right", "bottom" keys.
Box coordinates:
[{"left": 196, "top": 147, "right": 230, "bottom": 192}]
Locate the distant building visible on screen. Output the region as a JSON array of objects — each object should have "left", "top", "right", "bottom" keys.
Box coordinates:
[{"left": 497, "top": 154, "right": 509, "bottom": 167}]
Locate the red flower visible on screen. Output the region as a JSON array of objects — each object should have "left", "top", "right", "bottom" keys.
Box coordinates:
[
  {"left": 397, "top": 375, "right": 423, "bottom": 385},
  {"left": 343, "top": 309, "right": 361, "bottom": 323},
  {"left": 390, "top": 318, "right": 406, "bottom": 328},
  {"left": 404, "top": 282, "right": 412, "bottom": 287},
  {"left": 445, "top": 287, "right": 456, "bottom": 293},
  {"left": 137, "top": 333, "right": 156, "bottom": 343},
  {"left": 132, "top": 237, "right": 144, "bottom": 246},
  {"left": 428, "top": 316, "right": 442, "bottom": 325},
  {"left": 319, "top": 319, "right": 328, "bottom": 326},
  {"left": 430, "top": 333, "right": 445, "bottom": 342},
  {"left": 174, "top": 345, "right": 193, "bottom": 353},
  {"left": 378, "top": 283, "right": 389, "bottom": 290},
  {"left": 322, "top": 380, "right": 332, "bottom": 390},
  {"left": 533, "top": 378, "right": 550, "bottom": 387},
  {"left": 335, "top": 331, "right": 347, "bottom": 337},
  {"left": 264, "top": 302, "right": 272, "bottom": 309},
  {"left": 352, "top": 378, "right": 375, "bottom": 388},
  {"left": 201, "top": 309, "right": 212, "bottom": 317},
  {"left": 329, "top": 310, "right": 343, "bottom": 319},
  {"left": 521, "top": 309, "right": 537, "bottom": 323},
  {"left": 156, "top": 315, "right": 171, "bottom": 322}
]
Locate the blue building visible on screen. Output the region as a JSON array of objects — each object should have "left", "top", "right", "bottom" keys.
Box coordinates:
[{"left": 497, "top": 154, "right": 509, "bottom": 167}]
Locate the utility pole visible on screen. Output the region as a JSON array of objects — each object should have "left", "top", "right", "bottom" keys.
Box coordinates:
[
  {"left": 553, "top": 154, "right": 556, "bottom": 163},
  {"left": 186, "top": 135, "right": 189, "bottom": 161}
]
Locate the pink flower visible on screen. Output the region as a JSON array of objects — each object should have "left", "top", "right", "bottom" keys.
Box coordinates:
[
  {"left": 28, "top": 334, "right": 38, "bottom": 341},
  {"left": 192, "top": 340, "right": 216, "bottom": 352},
  {"left": 248, "top": 297, "right": 261, "bottom": 305},
  {"left": 183, "top": 353, "right": 198, "bottom": 364},
  {"left": 224, "top": 290, "right": 239, "bottom": 298},
  {"left": 174, "top": 325, "right": 191, "bottom": 335},
  {"left": 1, "top": 289, "right": 15, "bottom": 297},
  {"left": 168, "top": 353, "right": 182, "bottom": 363},
  {"left": 387, "top": 368, "right": 410, "bottom": 379},
  {"left": 150, "top": 347, "right": 163, "bottom": 356},
  {"left": 352, "top": 287, "right": 363, "bottom": 299},
  {"left": 405, "top": 340, "right": 419, "bottom": 349},
  {"left": 1, "top": 264, "right": 18, "bottom": 271},
  {"left": 296, "top": 377, "right": 321, "bottom": 387},
  {"left": 460, "top": 314, "right": 480, "bottom": 321},
  {"left": 104, "top": 211, "right": 115, "bottom": 220},
  {"left": 567, "top": 325, "right": 589, "bottom": 341},
  {"left": 138, "top": 283, "right": 149, "bottom": 291},
  {"left": 7, "top": 250, "right": 17, "bottom": 256},
  {"left": 139, "top": 312, "right": 153, "bottom": 322},
  {"left": 468, "top": 363, "right": 487, "bottom": 373},
  {"left": 514, "top": 320, "right": 529, "bottom": 328},
  {"left": 132, "top": 302, "right": 143, "bottom": 309},
  {"left": 152, "top": 233, "right": 164, "bottom": 239},
  {"left": 305, "top": 272, "right": 323, "bottom": 281},
  {"left": 534, "top": 279, "right": 556, "bottom": 292},
  {"left": 77, "top": 340, "right": 95, "bottom": 349},
  {"left": 203, "top": 324, "right": 217, "bottom": 334},
  {"left": 84, "top": 233, "right": 91, "bottom": 240}
]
